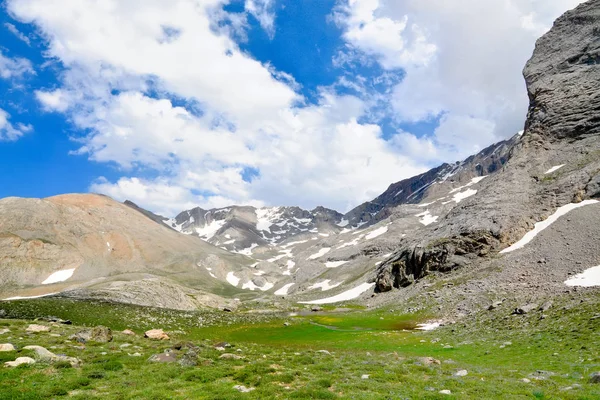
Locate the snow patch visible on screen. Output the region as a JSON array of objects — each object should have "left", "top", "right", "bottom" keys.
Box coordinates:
[
  {"left": 226, "top": 272, "right": 240, "bottom": 287},
  {"left": 242, "top": 280, "right": 274, "bottom": 291},
  {"left": 255, "top": 207, "right": 281, "bottom": 232},
  {"left": 337, "top": 218, "right": 349, "bottom": 227},
  {"left": 565, "top": 266, "right": 600, "bottom": 287},
  {"left": 299, "top": 282, "right": 375, "bottom": 305},
  {"left": 274, "top": 283, "right": 295, "bottom": 296},
  {"left": 308, "top": 280, "right": 342, "bottom": 291},
  {"left": 449, "top": 176, "right": 487, "bottom": 194},
  {"left": 42, "top": 268, "right": 76, "bottom": 285},
  {"left": 233, "top": 243, "right": 259, "bottom": 256},
  {"left": 501, "top": 200, "right": 599, "bottom": 254},
  {"left": 416, "top": 322, "right": 441, "bottom": 331},
  {"left": 452, "top": 188, "right": 477, "bottom": 203},
  {"left": 325, "top": 261, "right": 349, "bottom": 269},
  {"left": 545, "top": 164, "right": 565, "bottom": 174},
  {"left": 365, "top": 226, "right": 388, "bottom": 240},
  {"left": 195, "top": 220, "right": 225, "bottom": 240},
  {"left": 416, "top": 210, "right": 439, "bottom": 226},
  {"left": 337, "top": 235, "right": 364, "bottom": 249},
  {"left": 308, "top": 247, "right": 331, "bottom": 260}
]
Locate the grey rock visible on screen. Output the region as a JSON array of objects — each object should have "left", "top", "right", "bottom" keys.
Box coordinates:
[
  {"left": 26, "top": 324, "right": 50, "bottom": 333},
  {"left": 590, "top": 372, "right": 600, "bottom": 383},
  {"left": 0, "top": 309, "right": 6, "bottom": 318},
  {"left": 233, "top": 385, "right": 255, "bottom": 393},
  {"left": 148, "top": 352, "right": 177, "bottom": 363},
  {"left": 523, "top": 0, "right": 600, "bottom": 141},
  {"left": 513, "top": 304, "right": 538, "bottom": 315},
  {"left": 0, "top": 343, "right": 16, "bottom": 352},
  {"left": 5, "top": 357, "right": 35, "bottom": 367},
  {"left": 454, "top": 369, "right": 468, "bottom": 377},
  {"left": 23, "top": 345, "right": 81, "bottom": 367},
  {"left": 219, "top": 353, "right": 243, "bottom": 360},
  {"left": 70, "top": 326, "right": 112, "bottom": 343}
]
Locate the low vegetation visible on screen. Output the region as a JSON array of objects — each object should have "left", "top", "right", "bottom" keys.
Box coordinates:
[{"left": 0, "top": 297, "right": 599, "bottom": 399}]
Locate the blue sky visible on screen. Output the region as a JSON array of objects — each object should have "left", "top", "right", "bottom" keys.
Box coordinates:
[{"left": 0, "top": 0, "right": 584, "bottom": 215}]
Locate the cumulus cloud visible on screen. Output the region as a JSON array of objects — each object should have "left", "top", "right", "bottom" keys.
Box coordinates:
[
  {"left": 0, "top": 108, "right": 32, "bottom": 141},
  {"left": 336, "top": 0, "right": 586, "bottom": 159},
  {"left": 8, "top": 0, "right": 427, "bottom": 215}
]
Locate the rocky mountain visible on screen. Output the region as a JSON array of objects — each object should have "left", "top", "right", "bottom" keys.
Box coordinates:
[
  {"left": 162, "top": 205, "right": 345, "bottom": 252},
  {"left": 0, "top": 194, "right": 253, "bottom": 310},
  {"left": 1, "top": 1, "right": 598, "bottom": 313}
]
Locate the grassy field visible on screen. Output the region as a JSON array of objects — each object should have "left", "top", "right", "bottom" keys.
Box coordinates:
[{"left": 0, "top": 297, "right": 599, "bottom": 399}]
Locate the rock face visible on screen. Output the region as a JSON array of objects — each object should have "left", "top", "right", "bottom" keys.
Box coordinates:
[
  {"left": 164, "top": 204, "right": 344, "bottom": 250},
  {"left": 375, "top": 1, "right": 600, "bottom": 292},
  {"left": 523, "top": 0, "right": 600, "bottom": 141}
]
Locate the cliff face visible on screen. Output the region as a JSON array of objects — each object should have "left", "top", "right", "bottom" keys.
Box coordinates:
[
  {"left": 524, "top": 0, "right": 600, "bottom": 141},
  {"left": 376, "top": 0, "right": 600, "bottom": 293}
]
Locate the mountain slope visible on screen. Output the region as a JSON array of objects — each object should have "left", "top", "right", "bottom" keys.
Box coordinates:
[{"left": 0, "top": 194, "right": 252, "bottom": 309}]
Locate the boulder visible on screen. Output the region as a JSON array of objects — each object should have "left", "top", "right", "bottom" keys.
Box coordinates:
[
  {"left": 5, "top": 357, "right": 35, "bottom": 367},
  {"left": 454, "top": 369, "right": 468, "bottom": 377},
  {"left": 513, "top": 304, "right": 538, "bottom": 315},
  {"left": 148, "top": 352, "right": 177, "bottom": 363},
  {"left": 122, "top": 329, "right": 136, "bottom": 336},
  {"left": 26, "top": 324, "right": 50, "bottom": 333},
  {"left": 0, "top": 344, "right": 15, "bottom": 352},
  {"left": 70, "top": 326, "right": 112, "bottom": 343},
  {"left": 417, "top": 357, "right": 441, "bottom": 366},
  {"left": 23, "top": 345, "right": 81, "bottom": 367},
  {"left": 590, "top": 372, "right": 600, "bottom": 384},
  {"left": 144, "top": 329, "right": 169, "bottom": 340},
  {"left": 0, "top": 329, "right": 9, "bottom": 335}
]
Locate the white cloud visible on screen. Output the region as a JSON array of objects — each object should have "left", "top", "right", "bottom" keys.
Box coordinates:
[
  {"left": 245, "top": 0, "right": 276, "bottom": 38},
  {"left": 35, "top": 89, "right": 70, "bottom": 112},
  {"left": 4, "top": 22, "right": 31, "bottom": 45},
  {"left": 0, "top": 108, "right": 32, "bottom": 141},
  {"left": 336, "top": 0, "right": 586, "bottom": 157},
  {"left": 8, "top": 0, "right": 427, "bottom": 215},
  {"left": 334, "top": 0, "right": 437, "bottom": 69},
  {"left": 0, "top": 50, "right": 33, "bottom": 79}
]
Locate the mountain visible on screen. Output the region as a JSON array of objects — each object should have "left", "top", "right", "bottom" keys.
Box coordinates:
[
  {"left": 1, "top": 1, "right": 598, "bottom": 313},
  {"left": 0, "top": 194, "right": 252, "bottom": 310},
  {"left": 162, "top": 205, "right": 345, "bottom": 252}
]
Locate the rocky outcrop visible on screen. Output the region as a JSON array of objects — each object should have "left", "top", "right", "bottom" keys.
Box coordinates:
[
  {"left": 523, "top": 0, "right": 600, "bottom": 141},
  {"left": 376, "top": 0, "right": 600, "bottom": 292},
  {"left": 376, "top": 231, "right": 499, "bottom": 291}
]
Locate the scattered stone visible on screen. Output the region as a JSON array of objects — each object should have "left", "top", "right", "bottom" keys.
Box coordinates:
[
  {"left": 488, "top": 301, "right": 503, "bottom": 310},
  {"left": 122, "top": 329, "right": 136, "bottom": 336},
  {"left": 283, "top": 322, "right": 291, "bottom": 327},
  {"left": 130, "top": 353, "right": 142, "bottom": 357},
  {"left": 454, "top": 369, "right": 468, "bottom": 377},
  {"left": 443, "top": 345, "right": 454, "bottom": 349},
  {"left": 589, "top": 372, "right": 600, "bottom": 383},
  {"left": 0, "top": 344, "right": 15, "bottom": 352},
  {"left": 361, "top": 374, "right": 370, "bottom": 379},
  {"left": 234, "top": 385, "right": 255, "bottom": 393},
  {"left": 5, "top": 357, "right": 35, "bottom": 367},
  {"left": 439, "top": 390, "right": 452, "bottom": 395},
  {"left": 223, "top": 307, "right": 233, "bottom": 312},
  {"left": 0, "top": 309, "right": 6, "bottom": 318},
  {"left": 215, "top": 347, "right": 226, "bottom": 351},
  {"left": 219, "top": 353, "right": 243, "bottom": 360},
  {"left": 311, "top": 306, "right": 322, "bottom": 312},
  {"left": 417, "top": 357, "right": 441, "bottom": 366},
  {"left": 513, "top": 304, "right": 538, "bottom": 315},
  {"left": 521, "top": 378, "right": 531, "bottom": 383},
  {"left": 215, "top": 342, "right": 232, "bottom": 348},
  {"left": 148, "top": 352, "right": 177, "bottom": 363},
  {"left": 120, "top": 343, "right": 131, "bottom": 348},
  {"left": 0, "top": 329, "right": 9, "bottom": 335},
  {"left": 530, "top": 370, "right": 555, "bottom": 380},
  {"left": 144, "top": 329, "right": 169, "bottom": 340},
  {"left": 26, "top": 324, "right": 50, "bottom": 333},
  {"left": 70, "top": 326, "right": 113, "bottom": 343},
  {"left": 178, "top": 349, "right": 199, "bottom": 367},
  {"left": 23, "top": 345, "right": 82, "bottom": 367},
  {"left": 316, "top": 350, "right": 331, "bottom": 355},
  {"left": 539, "top": 301, "right": 553, "bottom": 312}
]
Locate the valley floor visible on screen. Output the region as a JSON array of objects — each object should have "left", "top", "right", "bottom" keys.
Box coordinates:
[{"left": 0, "top": 297, "right": 599, "bottom": 399}]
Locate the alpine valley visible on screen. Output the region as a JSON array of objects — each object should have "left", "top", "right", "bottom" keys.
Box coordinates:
[{"left": 1, "top": 2, "right": 600, "bottom": 399}]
